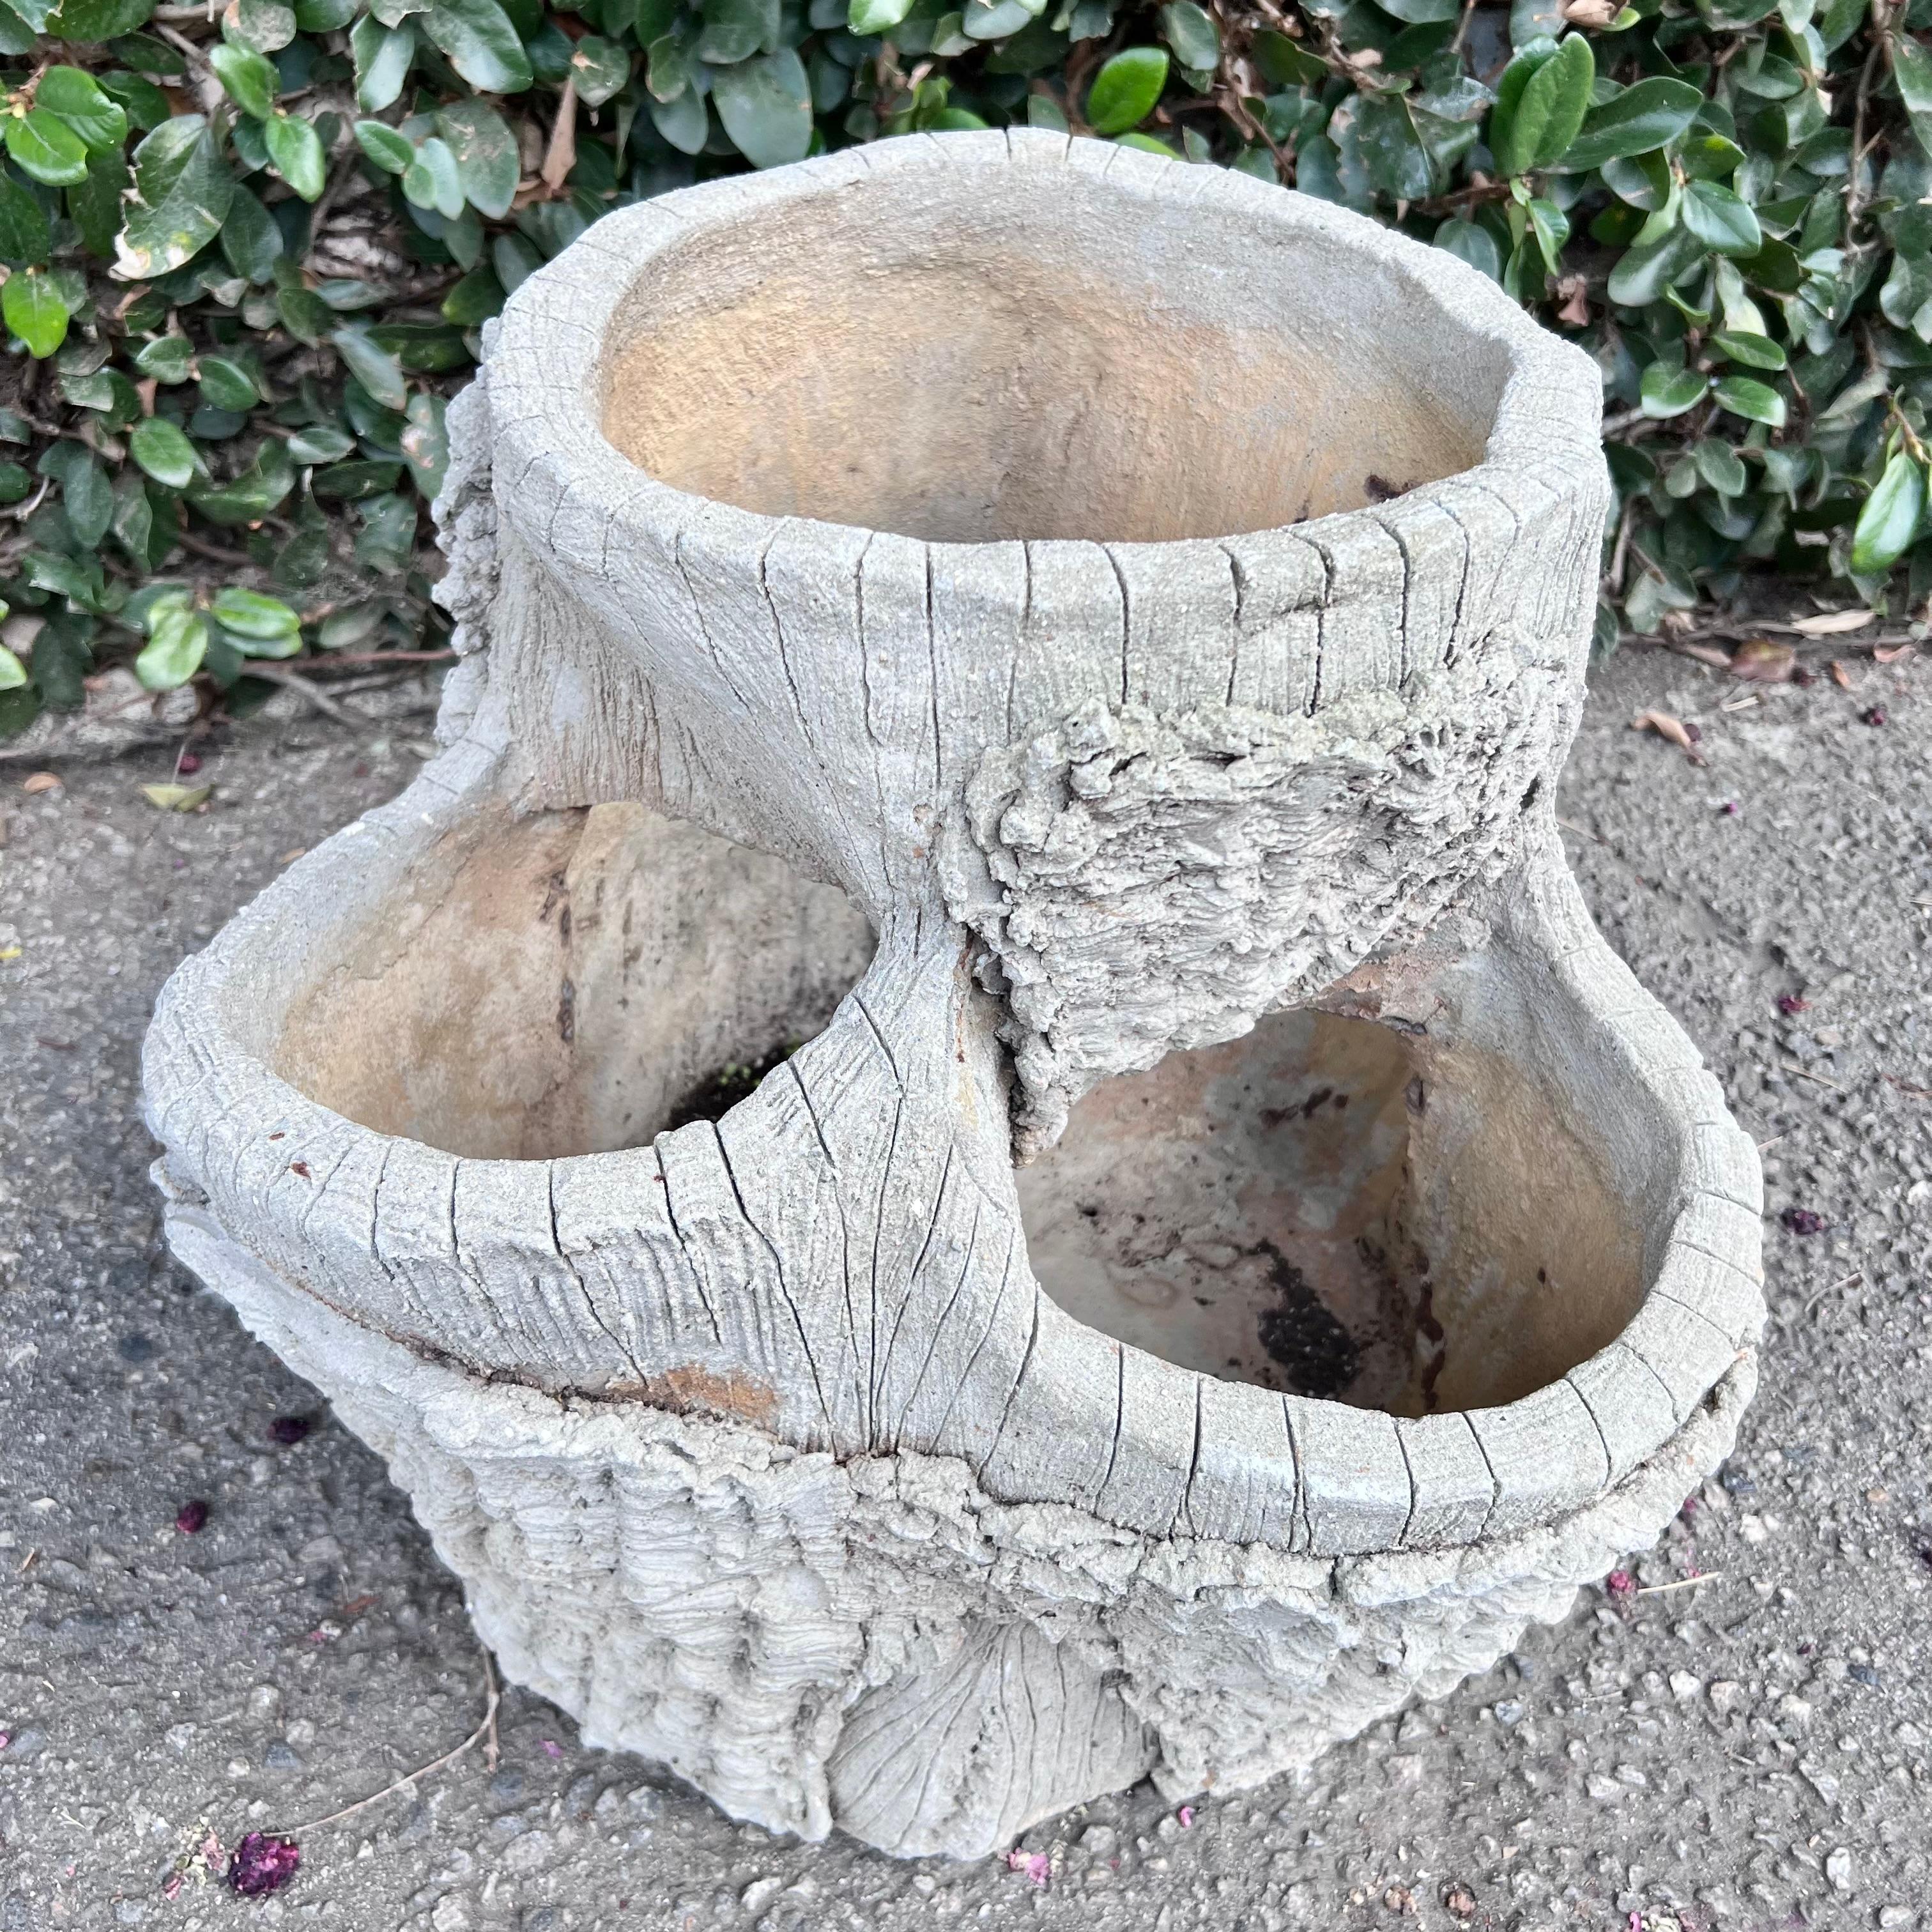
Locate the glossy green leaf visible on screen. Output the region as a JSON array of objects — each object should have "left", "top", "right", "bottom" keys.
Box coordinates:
[
  {"left": 699, "top": 0, "right": 778, "bottom": 63},
  {"left": 1606, "top": 224, "right": 1704, "bottom": 307},
  {"left": 1085, "top": 47, "right": 1168, "bottom": 137},
  {"left": 197, "top": 356, "right": 260, "bottom": 411},
  {"left": 441, "top": 263, "right": 503, "bottom": 323},
  {"left": 1251, "top": 28, "right": 1326, "bottom": 88},
  {"left": 1708, "top": 328, "right": 1786, "bottom": 370},
  {"left": 1681, "top": 179, "right": 1761, "bottom": 257},
  {"left": 231, "top": 0, "right": 298, "bottom": 50},
  {"left": 422, "top": 0, "right": 532, "bottom": 93},
  {"left": 287, "top": 424, "right": 356, "bottom": 464},
  {"left": 436, "top": 98, "right": 519, "bottom": 217},
  {"left": 46, "top": 0, "right": 155, "bottom": 37},
  {"left": 1434, "top": 215, "right": 1502, "bottom": 280},
  {"left": 3, "top": 268, "right": 68, "bottom": 357},
  {"left": 401, "top": 388, "right": 450, "bottom": 501},
  {"left": 1158, "top": 1, "right": 1218, "bottom": 72},
  {"left": 39, "top": 438, "right": 112, "bottom": 544},
  {"left": 134, "top": 595, "right": 210, "bottom": 689},
  {"left": 356, "top": 118, "right": 417, "bottom": 173},
  {"left": 116, "top": 118, "right": 234, "bottom": 279},
  {"left": 1490, "top": 34, "right": 1591, "bottom": 178},
  {"left": 1558, "top": 77, "right": 1702, "bottom": 171},
  {"left": 1692, "top": 438, "right": 1748, "bottom": 497},
  {"left": 1711, "top": 374, "right": 1786, "bottom": 427},
  {"left": 210, "top": 41, "right": 280, "bottom": 119},
  {"left": 264, "top": 111, "right": 328, "bottom": 200},
  {"left": 569, "top": 35, "right": 631, "bottom": 106},
  {"left": 4, "top": 109, "right": 91, "bottom": 187},
  {"left": 1894, "top": 37, "right": 1932, "bottom": 161},
  {"left": 334, "top": 326, "right": 410, "bottom": 411},
  {"left": 211, "top": 586, "right": 302, "bottom": 644},
  {"left": 36, "top": 66, "right": 128, "bottom": 153},
  {"left": 1639, "top": 360, "right": 1708, "bottom": 418},
  {"left": 69, "top": 148, "right": 128, "bottom": 259},
  {"left": 134, "top": 334, "right": 194, "bottom": 381},
  {"left": 130, "top": 416, "right": 199, "bottom": 488},
  {"left": 1527, "top": 195, "right": 1569, "bottom": 275},
  {"left": 1346, "top": 93, "right": 1427, "bottom": 201},
  {"left": 402, "top": 135, "right": 466, "bottom": 218},
  {"left": 710, "top": 50, "right": 813, "bottom": 167},
  {"left": 1849, "top": 449, "right": 1927, "bottom": 574},
  {"left": 0, "top": 173, "right": 50, "bottom": 267},
  {"left": 352, "top": 17, "right": 417, "bottom": 111}
]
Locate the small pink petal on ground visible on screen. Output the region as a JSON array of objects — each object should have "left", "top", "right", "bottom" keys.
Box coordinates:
[
  {"left": 542, "top": 1739, "right": 563, "bottom": 1759},
  {"left": 174, "top": 1498, "right": 208, "bottom": 1534},
  {"left": 1606, "top": 1569, "right": 1637, "bottom": 1599},
  {"left": 1177, "top": 1805, "right": 1195, "bottom": 1827},
  {"left": 227, "top": 1832, "right": 300, "bottom": 1897},
  {"left": 1005, "top": 1850, "right": 1050, "bottom": 1887},
  {"left": 1780, "top": 1207, "right": 1827, "bottom": 1236}
]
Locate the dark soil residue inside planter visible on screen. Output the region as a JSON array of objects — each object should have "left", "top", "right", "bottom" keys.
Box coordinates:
[
  {"left": 1254, "top": 1240, "right": 1362, "bottom": 1399},
  {"left": 664, "top": 1042, "right": 799, "bottom": 1132}
]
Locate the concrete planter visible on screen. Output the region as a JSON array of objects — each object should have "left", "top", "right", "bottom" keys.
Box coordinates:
[{"left": 144, "top": 132, "right": 1763, "bottom": 1860}]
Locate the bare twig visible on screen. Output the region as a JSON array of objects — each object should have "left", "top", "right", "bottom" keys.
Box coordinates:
[
  {"left": 272, "top": 1651, "right": 501, "bottom": 1836},
  {"left": 169, "top": 525, "right": 254, "bottom": 568},
  {"left": 1658, "top": 618, "right": 1923, "bottom": 650},
  {"left": 1636, "top": 1573, "right": 1724, "bottom": 1597},
  {"left": 1777, "top": 1060, "right": 1845, "bottom": 1092},
  {"left": 303, "top": 152, "right": 363, "bottom": 273},
  {"left": 1787, "top": 1271, "right": 1862, "bottom": 1324},
  {"left": 239, "top": 662, "right": 368, "bottom": 728},
  {"left": 151, "top": 21, "right": 217, "bottom": 80},
  {"left": 1, "top": 478, "right": 50, "bottom": 523},
  {"left": 1843, "top": 34, "right": 1883, "bottom": 247},
  {"left": 302, "top": 648, "right": 456, "bottom": 670}
]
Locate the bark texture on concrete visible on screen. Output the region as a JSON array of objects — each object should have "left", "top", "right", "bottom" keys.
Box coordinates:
[{"left": 143, "top": 132, "right": 1764, "bottom": 1858}]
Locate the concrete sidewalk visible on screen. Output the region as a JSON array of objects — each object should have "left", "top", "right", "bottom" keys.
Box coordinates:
[{"left": 1, "top": 646, "right": 1927, "bottom": 1931}]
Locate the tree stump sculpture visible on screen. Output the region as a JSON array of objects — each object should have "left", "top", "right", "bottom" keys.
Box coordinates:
[{"left": 144, "top": 132, "right": 1764, "bottom": 1860}]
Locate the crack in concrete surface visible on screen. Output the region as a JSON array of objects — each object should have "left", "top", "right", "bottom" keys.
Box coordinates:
[{"left": 0, "top": 650, "right": 1928, "bottom": 1928}]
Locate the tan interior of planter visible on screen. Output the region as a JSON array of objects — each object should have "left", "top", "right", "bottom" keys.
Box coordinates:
[
  {"left": 275, "top": 802, "right": 874, "bottom": 1161},
  {"left": 1015, "top": 1008, "right": 1646, "bottom": 1414},
  {"left": 599, "top": 167, "right": 1508, "bottom": 544}
]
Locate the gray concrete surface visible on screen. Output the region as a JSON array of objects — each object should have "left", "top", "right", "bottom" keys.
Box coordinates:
[{"left": 1, "top": 644, "right": 1928, "bottom": 1931}]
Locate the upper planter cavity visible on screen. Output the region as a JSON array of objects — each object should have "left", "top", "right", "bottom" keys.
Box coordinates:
[{"left": 595, "top": 150, "right": 1509, "bottom": 544}]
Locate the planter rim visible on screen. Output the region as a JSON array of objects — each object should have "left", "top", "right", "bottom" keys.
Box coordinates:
[
  {"left": 143, "top": 747, "right": 1765, "bottom": 1558},
  {"left": 484, "top": 128, "right": 1606, "bottom": 574}
]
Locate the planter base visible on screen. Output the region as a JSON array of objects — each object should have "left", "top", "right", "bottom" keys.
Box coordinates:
[{"left": 163, "top": 1186, "right": 1751, "bottom": 1860}]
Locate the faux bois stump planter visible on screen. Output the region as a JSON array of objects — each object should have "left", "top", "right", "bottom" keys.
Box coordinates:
[{"left": 143, "top": 131, "right": 1765, "bottom": 1860}]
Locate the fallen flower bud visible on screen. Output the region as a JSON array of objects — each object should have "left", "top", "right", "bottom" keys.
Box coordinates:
[
  {"left": 1606, "top": 1569, "right": 1637, "bottom": 1598},
  {"left": 1780, "top": 1207, "right": 1827, "bottom": 1236},
  {"left": 1776, "top": 993, "right": 1811, "bottom": 1015},
  {"left": 1861, "top": 705, "right": 1887, "bottom": 726},
  {"left": 227, "top": 1833, "right": 300, "bottom": 1898},
  {"left": 174, "top": 1499, "right": 209, "bottom": 1535}
]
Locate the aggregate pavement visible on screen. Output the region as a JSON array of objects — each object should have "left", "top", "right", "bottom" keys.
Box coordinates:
[{"left": 1, "top": 645, "right": 1928, "bottom": 1931}]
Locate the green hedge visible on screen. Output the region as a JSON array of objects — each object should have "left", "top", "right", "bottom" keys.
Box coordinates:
[{"left": 1, "top": 0, "right": 1929, "bottom": 734}]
